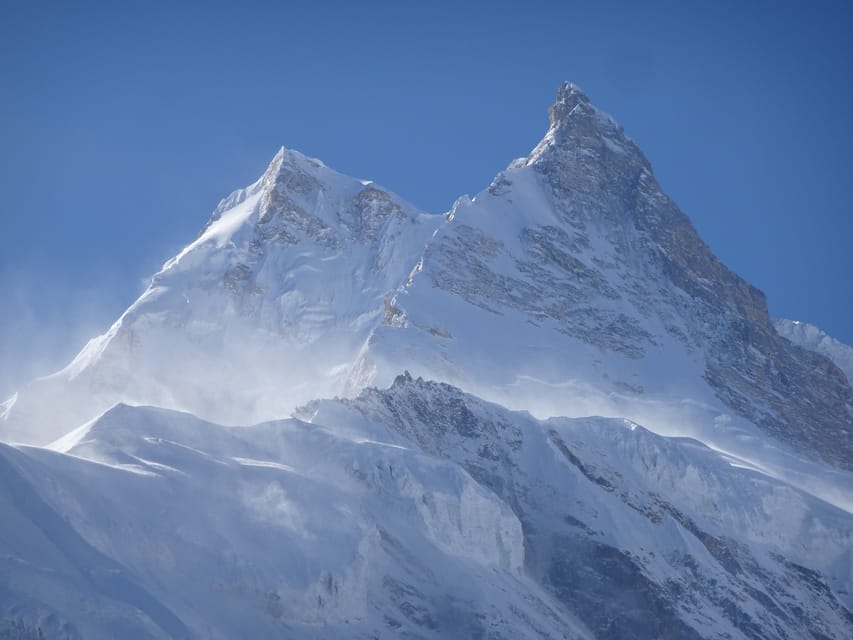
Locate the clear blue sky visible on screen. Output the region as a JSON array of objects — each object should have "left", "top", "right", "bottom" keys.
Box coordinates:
[{"left": 1, "top": 0, "right": 851, "bottom": 395}]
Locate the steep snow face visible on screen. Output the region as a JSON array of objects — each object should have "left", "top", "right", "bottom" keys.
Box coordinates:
[
  {"left": 1, "top": 148, "right": 442, "bottom": 444},
  {"left": 2, "top": 381, "right": 849, "bottom": 639},
  {"left": 775, "top": 319, "right": 853, "bottom": 383},
  {"left": 0, "top": 401, "right": 584, "bottom": 640},
  {"left": 364, "top": 82, "right": 853, "bottom": 471},
  {"left": 303, "top": 377, "right": 853, "bottom": 640}
]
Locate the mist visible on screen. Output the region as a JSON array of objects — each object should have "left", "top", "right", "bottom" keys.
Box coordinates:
[{"left": 0, "top": 264, "right": 134, "bottom": 399}]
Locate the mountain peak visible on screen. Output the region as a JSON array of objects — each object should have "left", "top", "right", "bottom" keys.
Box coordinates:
[
  {"left": 547, "top": 81, "right": 593, "bottom": 126},
  {"left": 525, "top": 81, "right": 638, "bottom": 168},
  {"left": 261, "top": 145, "right": 327, "bottom": 184}
]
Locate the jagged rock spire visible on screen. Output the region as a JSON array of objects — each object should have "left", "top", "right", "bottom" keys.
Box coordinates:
[
  {"left": 547, "top": 81, "right": 594, "bottom": 126},
  {"left": 526, "top": 81, "right": 641, "bottom": 171}
]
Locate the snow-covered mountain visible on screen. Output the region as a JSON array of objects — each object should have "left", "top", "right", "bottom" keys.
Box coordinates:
[
  {"left": 3, "top": 84, "right": 850, "bottom": 475},
  {"left": 2, "top": 397, "right": 582, "bottom": 640},
  {"left": 1, "top": 82, "right": 851, "bottom": 638},
  {"left": 0, "top": 149, "right": 443, "bottom": 442},
  {"left": 363, "top": 84, "right": 853, "bottom": 476},
  {"left": 1, "top": 380, "right": 851, "bottom": 639}
]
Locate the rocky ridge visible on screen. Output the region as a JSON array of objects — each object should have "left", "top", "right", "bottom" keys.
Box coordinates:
[{"left": 775, "top": 319, "right": 853, "bottom": 383}]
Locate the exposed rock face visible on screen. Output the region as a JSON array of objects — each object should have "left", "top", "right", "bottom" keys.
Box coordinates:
[
  {"left": 537, "top": 82, "right": 853, "bottom": 470},
  {"left": 533, "top": 85, "right": 853, "bottom": 470},
  {"left": 775, "top": 318, "right": 853, "bottom": 383}
]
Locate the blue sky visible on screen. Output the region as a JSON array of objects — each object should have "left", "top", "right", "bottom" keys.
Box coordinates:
[{"left": 1, "top": 0, "right": 851, "bottom": 395}]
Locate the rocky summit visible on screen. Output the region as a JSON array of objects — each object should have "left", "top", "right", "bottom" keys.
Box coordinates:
[{"left": 1, "top": 83, "right": 851, "bottom": 639}]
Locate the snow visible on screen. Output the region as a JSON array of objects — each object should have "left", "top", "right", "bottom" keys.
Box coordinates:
[
  {"left": 0, "top": 149, "right": 444, "bottom": 445},
  {"left": 0, "top": 391, "right": 16, "bottom": 419},
  {"left": 170, "top": 187, "right": 264, "bottom": 264},
  {"left": 0, "top": 401, "right": 584, "bottom": 638},
  {"left": 232, "top": 456, "right": 297, "bottom": 472},
  {"left": 307, "top": 379, "right": 853, "bottom": 636},
  {"left": 0, "top": 83, "right": 851, "bottom": 638},
  {"left": 4, "top": 387, "right": 850, "bottom": 638}
]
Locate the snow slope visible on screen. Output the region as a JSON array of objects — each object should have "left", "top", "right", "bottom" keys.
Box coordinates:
[
  {"left": 1, "top": 400, "right": 588, "bottom": 640},
  {"left": 0, "top": 148, "right": 442, "bottom": 443},
  {"left": 1, "top": 380, "right": 851, "bottom": 639}
]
